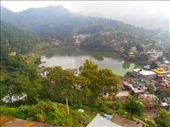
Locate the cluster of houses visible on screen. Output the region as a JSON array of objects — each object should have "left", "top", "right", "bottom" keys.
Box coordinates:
[
  {"left": 73, "top": 34, "right": 91, "bottom": 47},
  {"left": 118, "top": 58, "right": 170, "bottom": 111}
]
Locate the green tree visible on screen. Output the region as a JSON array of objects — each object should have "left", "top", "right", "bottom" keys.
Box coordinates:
[
  {"left": 6, "top": 55, "right": 24, "bottom": 71},
  {"left": 1, "top": 71, "right": 42, "bottom": 105},
  {"left": 99, "top": 69, "right": 119, "bottom": 95},
  {"left": 124, "top": 97, "right": 143, "bottom": 118},
  {"left": 154, "top": 109, "right": 170, "bottom": 127},
  {"left": 79, "top": 59, "right": 119, "bottom": 104},
  {"left": 45, "top": 67, "right": 90, "bottom": 107},
  {"left": 1, "top": 72, "right": 28, "bottom": 104}
]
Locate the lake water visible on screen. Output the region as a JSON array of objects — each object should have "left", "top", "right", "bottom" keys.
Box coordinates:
[{"left": 39, "top": 48, "right": 135, "bottom": 76}]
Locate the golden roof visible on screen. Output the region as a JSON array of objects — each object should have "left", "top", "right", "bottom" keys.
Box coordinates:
[{"left": 152, "top": 68, "right": 167, "bottom": 74}]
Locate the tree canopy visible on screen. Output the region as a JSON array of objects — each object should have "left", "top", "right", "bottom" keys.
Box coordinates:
[{"left": 124, "top": 97, "right": 143, "bottom": 118}]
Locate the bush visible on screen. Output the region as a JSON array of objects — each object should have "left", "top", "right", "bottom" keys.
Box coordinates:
[
  {"left": 35, "top": 113, "right": 46, "bottom": 122},
  {"left": 0, "top": 101, "right": 93, "bottom": 127}
]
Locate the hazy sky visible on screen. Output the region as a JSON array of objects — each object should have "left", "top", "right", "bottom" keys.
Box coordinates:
[{"left": 1, "top": 1, "right": 170, "bottom": 31}]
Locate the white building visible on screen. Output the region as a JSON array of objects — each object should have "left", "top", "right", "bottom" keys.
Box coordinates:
[
  {"left": 133, "top": 68, "right": 156, "bottom": 78},
  {"left": 2, "top": 93, "right": 27, "bottom": 103}
]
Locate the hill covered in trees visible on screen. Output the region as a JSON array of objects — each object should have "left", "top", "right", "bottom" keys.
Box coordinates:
[
  {"left": 1, "top": 6, "right": 169, "bottom": 57},
  {"left": 1, "top": 5, "right": 170, "bottom": 127},
  {"left": 2, "top": 5, "right": 167, "bottom": 40}
]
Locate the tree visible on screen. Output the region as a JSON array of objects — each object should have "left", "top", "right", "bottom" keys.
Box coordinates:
[
  {"left": 124, "top": 97, "right": 143, "bottom": 118},
  {"left": 79, "top": 59, "right": 119, "bottom": 104},
  {"left": 45, "top": 67, "right": 75, "bottom": 103},
  {"left": 6, "top": 55, "right": 24, "bottom": 71},
  {"left": 45, "top": 67, "right": 90, "bottom": 106},
  {"left": 136, "top": 43, "right": 144, "bottom": 53},
  {"left": 99, "top": 69, "right": 119, "bottom": 95},
  {"left": 1, "top": 71, "right": 43, "bottom": 105},
  {"left": 1, "top": 72, "right": 28, "bottom": 104},
  {"left": 154, "top": 109, "right": 170, "bottom": 127}
]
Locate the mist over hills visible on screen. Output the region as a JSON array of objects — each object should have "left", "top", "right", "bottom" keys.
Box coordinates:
[
  {"left": 1, "top": 6, "right": 153, "bottom": 35},
  {"left": 1, "top": 5, "right": 169, "bottom": 47}
]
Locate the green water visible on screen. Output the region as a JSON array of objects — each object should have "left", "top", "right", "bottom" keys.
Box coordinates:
[{"left": 40, "top": 47, "right": 135, "bottom": 76}]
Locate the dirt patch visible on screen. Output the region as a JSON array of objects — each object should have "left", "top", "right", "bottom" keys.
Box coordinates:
[
  {"left": 0, "top": 115, "right": 58, "bottom": 127},
  {"left": 143, "top": 110, "right": 156, "bottom": 119},
  {"left": 24, "top": 123, "right": 37, "bottom": 127},
  {"left": 112, "top": 115, "right": 143, "bottom": 127},
  {"left": 0, "top": 115, "right": 15, "bottom": 126}
]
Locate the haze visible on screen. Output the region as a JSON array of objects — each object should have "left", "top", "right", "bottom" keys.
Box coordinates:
[{"left": 1, "top": 1, "right": 170, "bottom": 31}]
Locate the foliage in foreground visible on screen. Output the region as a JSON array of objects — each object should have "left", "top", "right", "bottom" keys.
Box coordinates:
[
  {"left": 154, "top": 109, "right": 170, "bottom": 127},
  {"left": 0, "top": 101, "right": 93, "bottom": 127},
  {"left": 124, "top": 97, "right": 144, "bottom": 118}
]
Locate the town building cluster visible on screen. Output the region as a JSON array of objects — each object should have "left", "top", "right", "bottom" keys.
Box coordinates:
[{"left": 119, "top": 58, "right": 170, "bottom": 111}]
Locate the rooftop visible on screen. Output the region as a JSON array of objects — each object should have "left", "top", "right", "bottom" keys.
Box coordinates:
[
  {"left": 152, "top": 68, "right": 167, "bottom": 74},
  {"left": 87, "top": 114, "right": 122, "bottom": 127},
  {"left": 116, "top": 91, "right": 130, "bottom": 98},
  {"left": 133, "top": 69, "right": 156, "bottom": 76}
]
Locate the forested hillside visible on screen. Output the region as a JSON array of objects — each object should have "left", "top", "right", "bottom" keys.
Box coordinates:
[
  {"left": 1, "top": 21, "right": 37, "bottom": 53},
  {"left": 0, "top": 21, "right": 38, "bottom": 70},
  {"left": 2, "top": 6, "right": 160, "bottom": 39},
  {"left": 1, "top": 5, "right": 170, "bottom": 127},
  {"left": 1, "top": 5, "right": 169, "bottom": 51}
]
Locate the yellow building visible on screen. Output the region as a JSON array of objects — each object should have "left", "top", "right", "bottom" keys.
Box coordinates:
[{"left": 152, "top": 68, "right": 167, "bottom": 74}]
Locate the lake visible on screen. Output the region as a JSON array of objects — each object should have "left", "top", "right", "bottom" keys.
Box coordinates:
[{"left": 39, "top": 47, "right": 135, "bottom": 76}]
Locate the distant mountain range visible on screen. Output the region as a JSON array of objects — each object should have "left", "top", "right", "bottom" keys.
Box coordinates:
[
  {"left": 1, "top": 5, "right": 169, "bottom": 52},
  {"left": 1, "top": 6, "right": 153, "bottom": 38}
]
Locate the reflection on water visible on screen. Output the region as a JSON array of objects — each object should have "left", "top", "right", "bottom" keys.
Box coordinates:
[{"left": 39, "top": 48, "right": 135, "bottom": 76}]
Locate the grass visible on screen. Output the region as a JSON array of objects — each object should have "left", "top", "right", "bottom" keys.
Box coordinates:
[{"left": 0, "top": 70, "right": 9, "bottom": 81}]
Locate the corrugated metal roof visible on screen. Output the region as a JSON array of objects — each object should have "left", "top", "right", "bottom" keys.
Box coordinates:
[{"left": 87, "top": 114, "right": 122, "bottom": 127}]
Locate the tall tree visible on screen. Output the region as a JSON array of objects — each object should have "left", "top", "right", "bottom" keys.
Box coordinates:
[
  {"left": 45, "top": 67, "right": 90, "bottom": 106},
  {"left": 1, "top": 71, "right": 42, "bottom": 104},
  {"left": 79, "top": 59, "right": 119, "bottom": 103}
]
